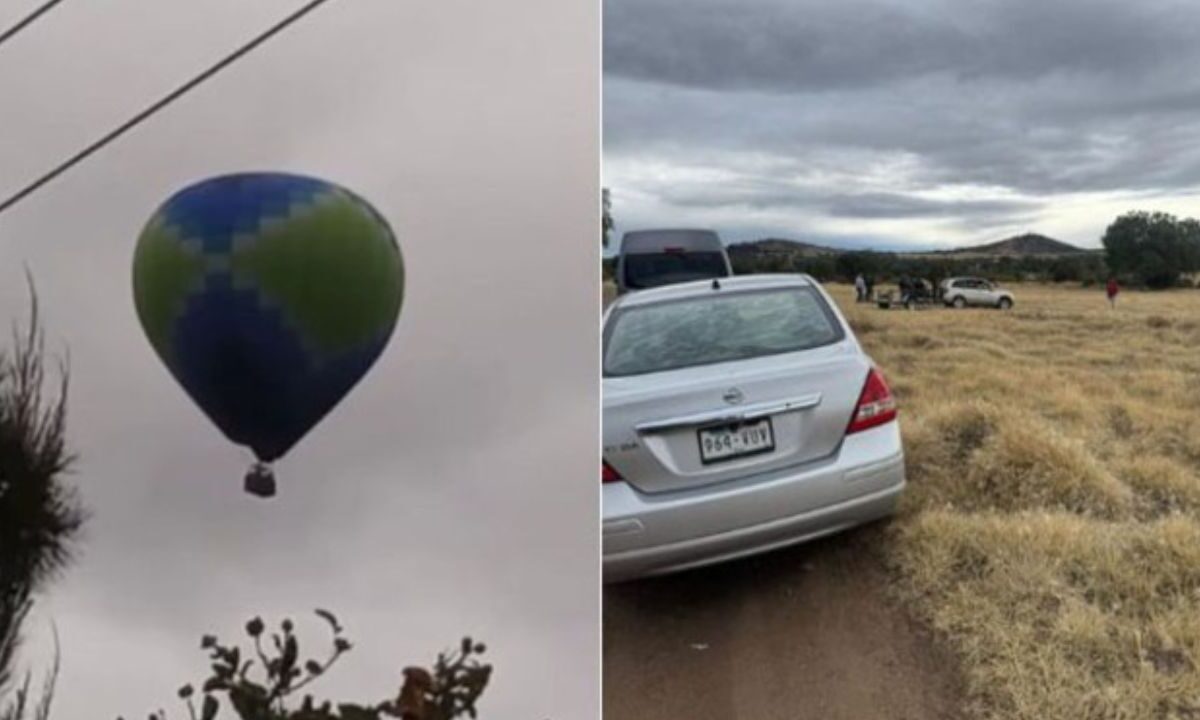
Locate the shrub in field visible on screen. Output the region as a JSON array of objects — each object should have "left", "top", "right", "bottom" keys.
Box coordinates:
[
  {"left": 1116, "top": 455, "right": 1200, "bottom": 519},
  {"left": 898, "top": 402, "right": 1131, "bottom": 519}
]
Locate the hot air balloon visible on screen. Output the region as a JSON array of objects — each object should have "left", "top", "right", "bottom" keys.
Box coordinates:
[{"left": 132, "top": 172, "right": 404, "bottom": 498}]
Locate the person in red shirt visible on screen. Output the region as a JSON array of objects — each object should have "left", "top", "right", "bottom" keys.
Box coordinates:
[{"left": 1106, "top": 277, "right": 1120, "bottom": 308}]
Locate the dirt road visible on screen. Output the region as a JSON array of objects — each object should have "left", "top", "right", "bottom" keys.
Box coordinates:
[{"left": 602, "top": 523, "right": 965, "bottom": 719}]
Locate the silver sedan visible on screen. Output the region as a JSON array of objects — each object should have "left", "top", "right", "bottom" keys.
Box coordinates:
[{"left": 602, "top": 274, "right": 905, "bottom": 582}]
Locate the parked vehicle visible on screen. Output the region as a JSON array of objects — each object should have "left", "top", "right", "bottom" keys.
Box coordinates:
[
  {"left": 876, "top": 277, "right": 938, "bottom": 309},
  {"left": 601, "top": 274, "right": 905, "bottom": 582},
  {"left": 940, "top": 277, "right": 1014, "bottom": 309},
  {"left": 614, "top": 229, "right": 733, "bottom": 296}
]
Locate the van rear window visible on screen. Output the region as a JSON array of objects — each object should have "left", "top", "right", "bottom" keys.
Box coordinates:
[{"left": 622, "top": 252, "right": 728, "bottom": 289}]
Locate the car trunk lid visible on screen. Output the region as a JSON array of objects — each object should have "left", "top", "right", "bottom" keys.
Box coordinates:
[{"left": 603, "top": 342, "right": 869, "bottom": 494}]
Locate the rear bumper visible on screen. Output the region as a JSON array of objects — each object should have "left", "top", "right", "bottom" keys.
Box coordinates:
[{"left": 602, "top": 422, "right": 905, "bottom": 583}]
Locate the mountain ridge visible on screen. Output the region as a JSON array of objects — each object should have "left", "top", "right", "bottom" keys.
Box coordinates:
[{"left": 726, "top": 232, "right": 1090, "bottom": 257}]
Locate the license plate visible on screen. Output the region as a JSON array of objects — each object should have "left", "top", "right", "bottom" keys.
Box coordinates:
[{"left": 698, "top": 418, "right": 775, "bottom": 464}]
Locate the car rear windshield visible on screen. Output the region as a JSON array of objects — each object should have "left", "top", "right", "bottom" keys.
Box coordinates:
[
  {"left": 604, "top": 286, "right": 845, "bottom": 377},
  {"left": 621, "top": 251, "right": 727, "bottom": 289}
]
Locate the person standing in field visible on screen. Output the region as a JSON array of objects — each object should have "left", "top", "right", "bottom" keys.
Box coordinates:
[
  {"left": 855, "top": 273, "right": 866, "bottom": 302},
  {"left": 1106, "top": 277, "right": 1120, "bottom": 308}
]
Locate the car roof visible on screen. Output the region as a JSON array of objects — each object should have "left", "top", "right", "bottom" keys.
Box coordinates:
[
  {"left": 619, "top": 229, "right": 723, "bottom": 254},
  {"left": 610, "top": 273, "right": 815, "bottom": 310}
]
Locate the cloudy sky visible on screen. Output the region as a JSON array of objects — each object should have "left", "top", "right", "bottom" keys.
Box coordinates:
[
  {"left": 0, "top": 1, "right": 597, "bottom": 718},
  {"left": 604, "top": 0, "right": 1200, "bottom": 252}
]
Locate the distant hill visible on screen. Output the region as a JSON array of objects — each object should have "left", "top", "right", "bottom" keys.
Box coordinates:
[
  {"left": 727, "top": 232, "right": 1087, "bottom": 258},
  {"left": 704, "top": 232, "right": 1107, "bottom": 284},
  {"left": 935, "top": 233, "right": 1087, "bottom": 257},
  {"left": 726, "top": 238, "right": 840, "bottom": 258}
]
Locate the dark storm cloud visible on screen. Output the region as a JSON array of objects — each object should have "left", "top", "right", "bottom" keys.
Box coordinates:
[
  {"left": 604, "top": 0, "right": 1200, "bottom": 247},
  {"left": 659, "top": 181, "right": 1039, "bottom": 220},
  {"left": 827, "top": 192, "right": 1041, "bottom": 221},
  {"left": 604, "top": 0, "right": 1194, "bottom": 93}
]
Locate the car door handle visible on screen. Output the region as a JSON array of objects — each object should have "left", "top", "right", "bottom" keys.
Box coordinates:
[{"left": 635, "top": 392, "right": 823, "bottom": 433}]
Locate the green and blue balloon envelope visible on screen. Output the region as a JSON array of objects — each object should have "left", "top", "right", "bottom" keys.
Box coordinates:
[{"left": 132, "top": 173, "right": 404, "bottom": 495}]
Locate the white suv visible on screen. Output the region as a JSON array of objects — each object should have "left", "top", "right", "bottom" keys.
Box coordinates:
[{"left": 940, "top": 277, "right": 1014, "bottom": 309}]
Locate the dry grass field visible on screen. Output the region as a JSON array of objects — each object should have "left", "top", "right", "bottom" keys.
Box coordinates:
[
  {"left": 831, "top": 283, "right": 1200, "bottom": 719},
  {"left": 604, "top": 278, "right": 1200, "bottom": 718}
]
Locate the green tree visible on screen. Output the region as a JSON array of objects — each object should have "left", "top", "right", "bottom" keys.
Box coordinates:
[
  {"left": 834, "top": 251, "right": 884, "bottom": 281},
  {"left": 792, "top": 255, "right": 837, "bottom": 281},
  {"left": 1, "top": 282, "right": 84, "bottom": 717},
  {"left": 1102, "top": 211, "right": 1200, "bottom": 288}
]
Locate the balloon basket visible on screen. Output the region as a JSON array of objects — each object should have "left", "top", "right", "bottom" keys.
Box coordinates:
[{"left": 244, "top": 463, "right": 276, "bottom": 499}]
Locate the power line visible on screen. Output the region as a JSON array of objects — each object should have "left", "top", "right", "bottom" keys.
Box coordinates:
[
  {"left": 0, "top": 0, "right": 66, "bottom": 50},
  {"left": 0, "top": 0, "right": 337, "bottom": 218}
]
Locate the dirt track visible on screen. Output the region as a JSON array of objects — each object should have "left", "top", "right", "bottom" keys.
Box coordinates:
[{"left": 602, "top": 523, "right": 965, "bottom": 719}]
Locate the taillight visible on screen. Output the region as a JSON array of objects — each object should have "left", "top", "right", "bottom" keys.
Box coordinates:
[
  {"left": 846, "top": 367, "right": 898, "bottom": 434},
  {"left": 602, "top": 460, "right": 623, "bottom": 484}
]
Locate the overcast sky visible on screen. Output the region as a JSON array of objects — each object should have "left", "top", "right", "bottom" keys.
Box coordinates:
[
  {"left": 0, "top": 1, "right": 598, "bottom": 718},
  {"left": 604, "top": 0, "right": 1200, "bottom": 252}
]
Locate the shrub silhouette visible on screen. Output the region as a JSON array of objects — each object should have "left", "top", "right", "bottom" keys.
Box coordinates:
[
  {"left": 127, "top": 611, "right": 492, "bottom": 720},
  {"left": 1, "top": 279, "right": 84, "bottom": 720}
]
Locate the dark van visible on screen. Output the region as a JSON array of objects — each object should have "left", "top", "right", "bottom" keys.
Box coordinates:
[{"left": 614, "top": 229, "right": 733, "bottom": 295}]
